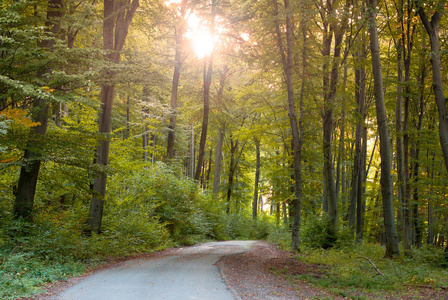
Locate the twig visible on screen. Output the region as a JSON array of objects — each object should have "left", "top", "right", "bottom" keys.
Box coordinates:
[{"left": 357, "top": 256, "right": 387, "bottom": 278}]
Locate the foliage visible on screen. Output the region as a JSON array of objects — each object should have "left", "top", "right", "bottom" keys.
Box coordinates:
[
  {"left": 301, "top": 215, "right": 354, "bottom": 249},
  {"left": 266, "top": 223, "right": 291, "bottom": 251},
  {"left": 294, "top": 243, "right": 448, "bottom": 297}
]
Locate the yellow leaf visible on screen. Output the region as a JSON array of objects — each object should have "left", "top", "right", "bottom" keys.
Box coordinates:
[{"left": 0, "top": 108, "right": 40, "bottom": 127}]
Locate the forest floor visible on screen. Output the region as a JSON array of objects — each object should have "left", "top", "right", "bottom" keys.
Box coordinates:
[
  {"left": 22, "top": 241, "right": 448, "bottom": 300},
  {"left": 221, "top": 241, "right": 448, "bottom": 300}
]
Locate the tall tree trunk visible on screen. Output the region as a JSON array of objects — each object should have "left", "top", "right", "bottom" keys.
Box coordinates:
[
  {"left": 417, "top": 0, "right": 448, "bottom": 256},
  {"left": 205, "top": 148, "right": 213, "bottom": 188},
  {"left": 336, "top": 66, "right": 348, "bottom": 202},
  {"left": 226, "top": 137, "right": 238, "bottom": 213},
  {"left": 253, "top": 137, "right": 261, "bottom": 220},
  {"left": 272, "top": 0, "right": 303, "bottom": 252},
  {"left": 194, "top": 0, "right": 215, "bottom": 181},
  {"left": 194, "top": 57, "right": 213, "bottom": 181},
  {"left": 188, "top": 124, "right": 195, "bottom": 178},
  {"left": 212, "top": 64, "right": 228, "bottom": 193},
  {"left": 402, "top": 0, "right": 416, "bottom": 253},
  {"left": 14, "top": 0, "right": 63, "bottom": 219},
  {"left": 212, "top": 127, "right": 224, "bottom": 193},
  {"left": 412, "top": 67, "right": 425, "bottom": 249},
  {"left": 142, "top": 125, "right": 149, "bottom": 161},
  {"left": 349, "top": 59, "right": 363, "bottom": 233},
  {"left": 394, "top": 14, "right": 405, "bottom": 247},
  {"left": 89, "top": 0, "right": 139, "bottom": 233},
  {"left": 357, "top": 117, "right": 367, "bottom": 242},
  {"left": 368, "top": 0, "right": 400, "bottom": 258},
  {"left": 167, "top": 0, "right": 187, "bottom": 160},
  {"left": 320, "top": 0, "right": 349, "bottom": 239}
]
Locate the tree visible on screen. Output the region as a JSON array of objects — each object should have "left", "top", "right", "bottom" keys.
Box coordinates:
[
  {"left": 416, "top": 0, "right": 448, "bottom": 256},
  {"left": 167, "top": 0, "right": 188, "bottom": 160},
  {"left": 252, "top": 137, "right": 261, "bottom": 220},
  {"left": 13, "top": 0, "right": 63, "bottom": 219},
  {"left": 367, "top": 0, "right": 400, "bottom": 258},
  {"left": 272, "top": 0, "right": 303, "bottom": 251},
  {"left": 194, "top": 0, "right": 216, "bottom": 181},
  {"left": 318, "top": 0, "right": 350, "bottom": 241},
  {"left": 88, "top": 0, "right": 139, "bottom": 233}
]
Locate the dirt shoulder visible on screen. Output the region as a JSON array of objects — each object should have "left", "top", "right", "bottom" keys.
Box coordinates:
[
  {"left": 219, "top": 241, "right": 344, "bottom": 299},
  {"left": 220, "top": 241, "right": 448, "bottom": 300}
]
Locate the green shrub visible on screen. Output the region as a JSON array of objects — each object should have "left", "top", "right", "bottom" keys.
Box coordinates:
[
  {"left": 266, "top": 223, "right": 291, "bottom": 250},
  {"left": 301, "top": 215, "right": 354, "bottom": 249},
  {"left": 107, "top": 162, "right": 212, "bottom": 246}
]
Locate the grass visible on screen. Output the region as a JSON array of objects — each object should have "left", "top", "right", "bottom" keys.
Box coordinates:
[
  {"left": 294, "top": 243, "right": 448, "bottom": 299},
  {"left": 0, "top": 252, "right": 90, "bottom": 299}
]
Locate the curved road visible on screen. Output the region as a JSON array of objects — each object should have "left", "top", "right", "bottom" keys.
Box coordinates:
[{"left": 56, "top": 240, "right": 256, "bottom": 300}]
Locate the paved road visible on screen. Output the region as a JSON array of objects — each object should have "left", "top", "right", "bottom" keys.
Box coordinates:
[{"left": 56, "top": 241, "right": 256, "bottom": 300}]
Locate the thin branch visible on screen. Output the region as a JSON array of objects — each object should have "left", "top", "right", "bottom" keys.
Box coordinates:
[{"left": 357, "top": 256, "right": 387, "bottom": 278}]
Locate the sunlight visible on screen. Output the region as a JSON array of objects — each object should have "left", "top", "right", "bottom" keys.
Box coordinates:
[
  {"left": 186, "top": 13, "right": 216, "bottom": 59},
  {"left": 191, "top": 30, "right": 214, "bottom": 59}
]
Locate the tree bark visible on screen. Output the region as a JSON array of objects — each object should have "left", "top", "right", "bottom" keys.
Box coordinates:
[
  {"left": 89, "top": 0, "right": 139, "bottom": 233},
  {"left": 226, "top": 137, "right": 238, "bottom": 213},
  {"left": 212, "top": 65, "right": 228, "bottom": 193},
  {"left": 320, "top": 0, "right": 349, "bottom": 239},
  {"left": 367, "top": 0, "right": 400, "bottom": 258},
  {"left": 14, "top": 0, "right": 63, "bottom": 219},
  {"left": 194, "top": 0, "right": 216, "bottom": 181},
  {"left": 194, "top": 57, "right": 214, "bottom": 181},
  {"left": 417, "top": 0, "right": 448, "bottom": 256},
  {"left": 167, "top": 0, "right": 187, "bottom": 160},
  {"left": 212, "top": 127, "right": 224, "bottom": 193},
  {"left": 272, "top": 0, "right": 303, "bottom": 252},
  {"left": 253, "top": 137, "right": 261, "bottom": 220}
]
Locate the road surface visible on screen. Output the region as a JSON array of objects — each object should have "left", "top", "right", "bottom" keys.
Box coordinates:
[{"left": 55, "top": 240, "right": 256, "bottom": 300}]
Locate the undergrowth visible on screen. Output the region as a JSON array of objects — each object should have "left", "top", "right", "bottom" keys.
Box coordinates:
[
  {"left": 0, "top": 162, "right": 275, "bottom": 299},
  {"left": 266, "top": 221, "right": 448, "bottom": 299}
]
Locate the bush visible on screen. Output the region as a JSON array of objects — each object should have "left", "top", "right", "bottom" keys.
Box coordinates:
[
  {"left": 301, "top": 215, "right": 354, "bottom": 249},
  {"left": 107, "top": 162, "right": 212, "bottom": 246},
  {"left": 266, "top": 223, "right": 291, "bottom": 250}
]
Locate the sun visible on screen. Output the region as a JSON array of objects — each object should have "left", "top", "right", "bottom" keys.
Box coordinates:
[
  {"left": 191, "top": 30, "right": 214, "bottom": 59},
  {"left": 186, "top": 13, "right": 215, "bottom": 59}
]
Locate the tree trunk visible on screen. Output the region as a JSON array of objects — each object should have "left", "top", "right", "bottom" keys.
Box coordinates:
[
  {"left": 188, "top": 124, "right": 195, "bottom": 178},
  {"left": 13, "top": 0, "right": 63, "bottom": 219},
  {"left": 272, "top": 0, "right": 303, "bottom": 252},
  {"left": 212, "top": 127, "right": 224, "bottom": 193},
  {"left": 357, "top": 119, "right": 367, "bottom": 242},
  {"left": 412, "top": 69, "right": 425, "bottom": 249},
  {"left": 349, "top": 61, "right": 363, "bottom": 232},
  {"left": 226, "top": 137, "right": 238, "bottom": 213},
  {"left": 395, "top": 32, "right": 405, "bottom": 248},
  {"left": 336, "top": 66, "right": 347, "bottom": 202},
  {"left": 417, "top": 0, "right": 448, "bottom": 256},
  {"left": 212, "top": 64, "right": 228, "bottom": 193},
  {"left": 167, "top": 0, "right": 187, "bottom": 160},
  {"left": 194, "top": 0, "right": 216, "bottom": 181},
  {"left": 253, "top": 137, "right": 261, "bottom": 220},
  {"left": 320, "top": 0, "right": 349, "bottom": 239},
  {"left": 14, "top": 99, "right": 49, "bottom": 219},
  {"left": 367, "top": 0, "right": 400, "bottom": 258},
  {"left": 194, "top": 57, "right": 213, "bottom": 181},
  {"left": 89, "top": 0, "right": 139, "bottom": 233}
]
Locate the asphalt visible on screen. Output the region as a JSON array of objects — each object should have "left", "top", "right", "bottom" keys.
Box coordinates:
[{"left": 55, "top": 240, "right": 256, "bottom": 300}]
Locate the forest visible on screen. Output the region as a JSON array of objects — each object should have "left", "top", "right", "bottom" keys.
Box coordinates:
[{"left": 1, "top": 0, "right": 448, "bottom": 298}]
